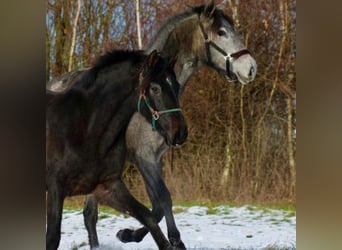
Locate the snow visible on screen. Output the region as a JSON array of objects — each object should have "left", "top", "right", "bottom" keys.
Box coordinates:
[{"left": 58, "top": 205, "right": 296, "bottom": 250}]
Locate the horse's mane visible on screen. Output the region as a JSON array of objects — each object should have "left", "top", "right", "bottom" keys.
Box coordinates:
[
  {"left": 92, "top": 50, "right": 145, "bottom": 72},
  {"left": 146, "top": 4, "right": 234, "bottom": 51},
  {"left": 73, "top": 50, "right": 145, "bottom": 90},
  {"left": 92, "top": 49, "right": 172, "bottom": 83},
  {"left": 191, "top": 5, "right": 234, "bottom": 26}
]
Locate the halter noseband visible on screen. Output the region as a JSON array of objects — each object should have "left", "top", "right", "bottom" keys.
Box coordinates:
[
  {"left": 137, "top": 92, "right": 182, "bottom": 130},
  {"left": 137, "top": 73, "right": 182, "bottom": 130},
  {"left": 198, "top": 19, "right": 250, "bottom": 80}
]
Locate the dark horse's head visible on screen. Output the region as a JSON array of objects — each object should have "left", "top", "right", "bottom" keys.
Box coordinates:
[
  {"left": 138, "top": 50, "right": 188, "bottom": 146},
  {"left": 195, "top": 0, "right": 257, "bottom": 84}
]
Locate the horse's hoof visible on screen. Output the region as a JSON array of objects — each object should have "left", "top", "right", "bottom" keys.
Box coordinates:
[
  {"left": 165, "top": 246, "right": 187, "bottom": 250},
  {"left": 169, "top": 237, "right": 186, "bottom": 249},
  {"left": 116, "top": 229, "right": 136, "bottom": 243}
]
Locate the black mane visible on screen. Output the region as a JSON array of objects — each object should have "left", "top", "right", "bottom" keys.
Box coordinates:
[
  {"left": 72, "top": 50, "right": 145, "bottom": 90},
  {"left": 92, "top": 50, "right": 145, "bottom": 72}
]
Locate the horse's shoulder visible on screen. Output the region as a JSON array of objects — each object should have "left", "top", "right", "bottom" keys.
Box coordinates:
[
  {"left": 47, "top": 87, "right": 89, "bottom": 127},
  {"left": 46, "top": 89, "right": 60, "bottom": 104}
]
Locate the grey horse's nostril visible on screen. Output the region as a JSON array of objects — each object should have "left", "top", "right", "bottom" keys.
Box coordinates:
[
  {"left": 249, "top": 66, "right": 256, "bottom": 78},
  {"left": 249, "top": 67, "right": 254, "bottom": 77}
]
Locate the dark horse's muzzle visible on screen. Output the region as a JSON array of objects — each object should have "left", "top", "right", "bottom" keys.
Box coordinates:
[
  {"left": 137, "top": 92, "right": 187, "bottom": 146},
  {"left": 159, "top": 112, "right": 187, "bottom": 147},
  {"left": 172, "top": 119, "right": 188, "bottom": 147}
]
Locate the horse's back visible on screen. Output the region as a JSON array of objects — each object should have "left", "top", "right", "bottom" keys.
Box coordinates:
[{"left": 46, "top": 68, "right": 88, "bottom": 92}]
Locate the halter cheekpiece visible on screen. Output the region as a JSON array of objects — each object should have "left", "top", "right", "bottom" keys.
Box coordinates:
[
  {"left": 137, "top": 74, "right": 182, "bottom": 131},
  {"left": 198, "top": 18, "right": 250, "bottom": 80}
]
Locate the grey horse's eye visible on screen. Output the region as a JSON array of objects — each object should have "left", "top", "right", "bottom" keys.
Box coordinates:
[{"left": 218, "top": 29, "right": 227, "bottom": 36}]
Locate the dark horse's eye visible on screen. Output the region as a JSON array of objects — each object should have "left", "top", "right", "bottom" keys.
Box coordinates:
[{"left": 150, "top": 85, "right": 161, "bottom": 95}]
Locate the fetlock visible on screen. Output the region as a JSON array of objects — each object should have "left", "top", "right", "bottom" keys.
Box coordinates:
[{"left": 169, "top": 237, "right": 186, "bottom": 249}]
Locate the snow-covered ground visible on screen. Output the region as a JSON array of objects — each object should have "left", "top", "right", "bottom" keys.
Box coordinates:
[{"left": 58, "top": 205, "right": 296, "bottom": 250}]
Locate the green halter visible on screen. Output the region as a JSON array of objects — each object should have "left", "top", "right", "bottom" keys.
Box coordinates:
[{"left": 137, "top": 92, "right": 182, "bottom": 130}]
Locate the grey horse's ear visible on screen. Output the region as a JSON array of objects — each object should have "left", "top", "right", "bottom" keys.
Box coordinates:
[
  {"left": 204, "top": 0, "right": 216, "bottom": 18},
  {"left": 169, "top": 54, "right": 178, "bottom": 69}
]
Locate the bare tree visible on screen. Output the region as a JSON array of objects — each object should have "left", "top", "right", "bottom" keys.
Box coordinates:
[
  {"left": 68, "top": 0, "right": 81, "bottom": 72},
  {"left": 136, "top": 0, "right": 142, "bottom": 49}
]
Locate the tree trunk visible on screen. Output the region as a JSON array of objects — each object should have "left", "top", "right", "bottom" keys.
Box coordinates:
[
  {"left": 136, "top": 0, "right": 142, "bottom": 49},
  {"left": 222, "top": 83, "right": 234, "bottom": 190},
  {"left": 53, "top": 1, "right": 66, "bottom": 77},
  {"left": 239, "top": 85, "right": 248, "bottom": 190},
  {"left": 287, "top": 97, "right": 296, "bottom": 197},
  {"left": 68, "top": 0, "right": 81, "bottom": 72}
]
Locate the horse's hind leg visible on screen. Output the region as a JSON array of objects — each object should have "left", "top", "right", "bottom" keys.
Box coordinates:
[
  {"left": 84, "top": 188, "right": 164, "bottom": 245},
  {"left": 83, "top": 194, "right": 99, "bottom": 249},
  {"left": 46, "top": 181, "right": 64, "bottom": 250},
  {"left": 94, "top": 179, "right": 173, "bottom": 250}
]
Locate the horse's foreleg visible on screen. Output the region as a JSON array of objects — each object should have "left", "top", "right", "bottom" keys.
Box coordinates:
[
  {"left": 83, "top": 194, "right": 99, "bottom": 249},
  {"left": 116, "top": 183, "right": 164, "bottom": 243},
  {"left": 46, "top": 182, "right": 64, "bottom": 250},
  {"left": 94, "top": 180, "right": 173, "bottom": 250},
  {"left": 120, "top": 158, "right": 186, "bottom": 249},
  {"left": 143, "top": 161, "right": 186, "bottom": 249}
]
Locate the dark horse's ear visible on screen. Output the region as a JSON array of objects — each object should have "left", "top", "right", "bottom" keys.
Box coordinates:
[
  {"left": 203, "top": 0, "right": 216, "bottom": 19},
  {"left": 140, "top": 50, "right": 158, "bottom": 91},
  {"left": 146, "top": 49, "right": 158, "bottom": 69}
]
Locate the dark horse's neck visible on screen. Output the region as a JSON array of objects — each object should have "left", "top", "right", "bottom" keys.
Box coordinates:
[
  {"left": 146, "top": 11, "right": 204, "bottom": 91},
  {"left": 67, "top": 59, "right": 142, "bottom": 158}
]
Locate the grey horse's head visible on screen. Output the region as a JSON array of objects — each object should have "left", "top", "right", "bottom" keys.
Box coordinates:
[{"left": 196, "top": 0, "right": 257, "bottom": 84}]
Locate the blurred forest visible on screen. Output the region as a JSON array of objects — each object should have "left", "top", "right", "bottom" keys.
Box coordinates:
[{"left": 46, "top": 0, "right": 296, "bottom": 205}]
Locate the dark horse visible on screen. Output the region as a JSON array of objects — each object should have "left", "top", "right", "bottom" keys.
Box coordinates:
[
  {"left": 46, "top": 1, "right": 257, "bottom": 249},
  {"left": 46, "top": 50, "right": 187, "bottom": 250}
]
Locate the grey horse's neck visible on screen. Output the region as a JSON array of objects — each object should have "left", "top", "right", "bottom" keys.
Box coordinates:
[{"left": 146, "top": 12, "right": 204, "bottom": 94}]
